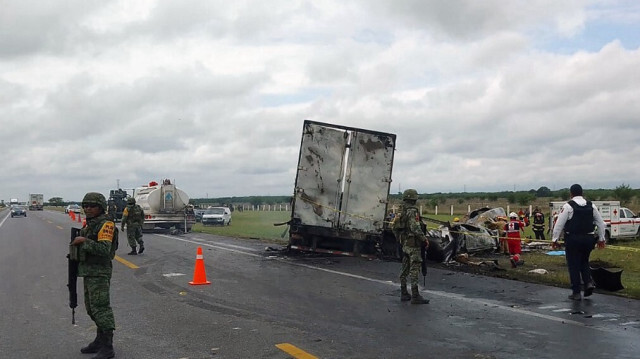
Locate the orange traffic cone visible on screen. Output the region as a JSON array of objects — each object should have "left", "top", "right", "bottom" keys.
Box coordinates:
[
  {"left": 70, "top": 211, "right": 76, "bottom": 221},
  {"left": 77, "top": 213, "right": 82, "bottom": 223},
  {"left": 189, "top": 247, "right": 211, "bottom": 285}
]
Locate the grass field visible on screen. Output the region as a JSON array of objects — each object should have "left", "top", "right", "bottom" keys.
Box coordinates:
[
  {"left": 193, "top": 210, "right": 640, "bottom": 299},
  {"left": 192, "top": 210, "right": 290, "bottom": 242}
]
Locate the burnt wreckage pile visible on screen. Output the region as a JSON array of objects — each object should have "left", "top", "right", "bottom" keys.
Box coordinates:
[{"left": 284, "top": 120, "right": 499, "bottom": 263}]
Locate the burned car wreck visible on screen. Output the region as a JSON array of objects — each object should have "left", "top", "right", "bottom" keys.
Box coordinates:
[
  {"left": 422, "top": 207, "right": 506, "bottom": 263},
  {"left": 420, "top": 207, "right": 505, "bottom": 265}
]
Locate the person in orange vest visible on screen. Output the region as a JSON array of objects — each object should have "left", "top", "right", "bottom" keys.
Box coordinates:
[
  {"left": 504, "top": 212, "right": 525, "bottom": 267},
  {"left": 495, "top": 216, "right": 510, "bottom": 255}
]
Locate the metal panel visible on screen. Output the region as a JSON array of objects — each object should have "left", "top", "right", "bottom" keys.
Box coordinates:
[
  {"left": 340, "top": 130, "right": 395, "bottom": 233},
  {"left": 293, "top": 122, "right": 348, "bottom": 228},
  {"left": 292, "top": 120, "right": 396, "bottom": 236}
]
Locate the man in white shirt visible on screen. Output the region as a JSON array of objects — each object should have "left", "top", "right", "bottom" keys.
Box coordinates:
[{"left": 552, "top": 184, "right": 606, "bottom": 300}]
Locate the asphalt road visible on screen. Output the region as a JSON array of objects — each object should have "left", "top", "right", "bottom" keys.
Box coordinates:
[{"left": 1, "top": 208, "right": 639, "bottom": 359}]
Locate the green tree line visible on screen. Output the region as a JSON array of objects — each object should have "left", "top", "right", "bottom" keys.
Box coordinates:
[
  {"left": 189, "top": 184, "right": 637, "bottom": 208},
  {"left": 31, "top": 184, "right": 635, "bottom": 209}
]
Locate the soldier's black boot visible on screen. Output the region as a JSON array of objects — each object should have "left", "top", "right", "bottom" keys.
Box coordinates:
[
  {"left": 138, "top": 244, "right": 145, "bottom": 254},
  {"left": 400, "top": 280, "right": 411, "bottom": 301},
  {"left": 91, "top": 330, "right": 114, "bottom": 359},
  {"left": 80, "top": 329, "right": 102, "bottom": 354},
  {"left": 127, "top": 247, "right": 137, "bottom": 255},
  {"left": 410, "top": 286, "right": 429, "bottom": 305}
]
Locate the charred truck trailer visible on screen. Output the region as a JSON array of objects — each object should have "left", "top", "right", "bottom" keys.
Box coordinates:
[{"left": 288, "top": 121, "right": 398, "bottom": 258}]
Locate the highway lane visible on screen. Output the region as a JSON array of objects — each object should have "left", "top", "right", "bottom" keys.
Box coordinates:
[{"left": 1, "top": 208, "right": 639, "bottom": 359}]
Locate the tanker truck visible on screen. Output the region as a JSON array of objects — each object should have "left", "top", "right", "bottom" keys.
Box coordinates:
[
  {"left": 133, "top": 179, "right": 195, "bottom": 232},
  {"left": 29, "top": 193, "right": 44, "bottom": 210}
]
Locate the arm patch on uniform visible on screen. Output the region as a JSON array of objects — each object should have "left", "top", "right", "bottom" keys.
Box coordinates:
[{"left": 98, "top": 221, "right": 115, "bottom": 242}]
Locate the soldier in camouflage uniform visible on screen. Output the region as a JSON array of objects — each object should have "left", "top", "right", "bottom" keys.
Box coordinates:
[
  {"left": 121, "top": 197, "right": 145, "bottom": 255},
  {"left": 392, "top": 189, "right": 430, "bottom": 304},
  {"left": 70, "top": 192, "right": 116, "bottom": 359},
  {"left": 107, "top": 201, "right": 118, "bottom": 222}
]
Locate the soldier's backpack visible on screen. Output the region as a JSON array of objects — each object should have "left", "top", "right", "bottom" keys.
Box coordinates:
[{"left": 392, "top": 206, "right": 409, "bottom": 233}]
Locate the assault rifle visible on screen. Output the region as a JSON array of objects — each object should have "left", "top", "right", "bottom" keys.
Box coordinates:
[
  {"left": 67, "top": 227, "right": 81, "bottom": 325},
  {"left": 417, "top": 217, "right": 455, "bottom": 285},
  {"left": 420, "top": 241, "right": 427, "bottom": 286},
  {"left": 417, "top": 216, "right": 443, "bottom": 286}
]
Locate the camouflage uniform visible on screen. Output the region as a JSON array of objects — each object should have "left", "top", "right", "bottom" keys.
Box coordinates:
[
  {"left": 107, "top": 202, "right": 117, "bottom": 222},
  {"left": 121, "top": 198, "right": 144, "bottom": 255},
  {"left": 392, "top": 189, "right": 429, "bottom": 304},
  {"left": 79, "top": 213, "right": 116, "bottom": 331},
  {"left": 75, "top": 192, "right": 116, "bottom": 358}
]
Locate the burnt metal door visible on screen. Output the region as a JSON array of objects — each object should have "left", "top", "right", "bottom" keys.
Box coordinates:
[
  {"left": 340, "top": 130, "right": 395, "bottom": 233},
  {"left": 292, "top": 121, "right": 395, "bottom": 235},
  {"left": 293, "top": 122, "right": 347, "bottom": 228}
]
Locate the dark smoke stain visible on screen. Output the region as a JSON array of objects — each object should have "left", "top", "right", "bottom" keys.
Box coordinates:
[{"left": 300, "top": 192, "right": 324, "bottom": 216}]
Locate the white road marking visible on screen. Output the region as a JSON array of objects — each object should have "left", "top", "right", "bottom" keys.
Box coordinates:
[
  {"left": 156, "top": 234, "right": 625, "bottom": 333},
  {"left": 0, "top": 212, "right": 9, "bottom": 228},
  {"left": 163, "top": 273, "right": 186, "bottom": 277}
]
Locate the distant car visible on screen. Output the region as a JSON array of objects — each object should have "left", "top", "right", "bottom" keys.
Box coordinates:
[
  {"left": 11, "top": 206, "right": 27, "bottom": 218},
  {"left": 201, "top": 207, "right": 232, "bottom": 226},
  {"left": 65, "top": 204, "right": 82, "bottom": 214},
  {"left": 194, "top": 209, "right": 205, "bottom": 223}
]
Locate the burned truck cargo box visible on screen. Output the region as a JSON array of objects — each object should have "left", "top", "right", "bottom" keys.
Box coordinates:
[{"left": 288, "top": 120, "right": 396, "bottom": 258}]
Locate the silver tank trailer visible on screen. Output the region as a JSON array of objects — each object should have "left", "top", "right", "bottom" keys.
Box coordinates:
[{"left": 134, "top": 179, "right": 195, "bottom": 232}]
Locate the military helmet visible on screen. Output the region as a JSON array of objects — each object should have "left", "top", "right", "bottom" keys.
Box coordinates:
[
  {"left": 82, "top": 192, "right": 107, "bottom": 211},
  {"left": 127, "top": 197, "right": 136, "bottom": 205},
  {"left": 402, "top": 189, "right": 418, "bottom": 202}
]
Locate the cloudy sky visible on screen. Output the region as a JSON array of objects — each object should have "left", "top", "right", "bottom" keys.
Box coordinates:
[{"left": 2, "top": 0, "right": 639, "bottom": 202}]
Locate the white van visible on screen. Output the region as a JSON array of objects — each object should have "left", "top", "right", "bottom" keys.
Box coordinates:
[
  {"left": 201, "top": 207, "right": 232, "bottom": 226},
  {"left": 549, "top": 200, "right": 640, "bottom": 241}
]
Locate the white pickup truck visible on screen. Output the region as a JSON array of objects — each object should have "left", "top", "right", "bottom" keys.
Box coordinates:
[{"left": 550, "top": 200, "right": 640, "bottom": 241}]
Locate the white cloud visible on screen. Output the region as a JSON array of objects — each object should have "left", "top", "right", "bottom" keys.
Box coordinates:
[{"left": 1, "top": 0, "right": 639, "bottom": 202}]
